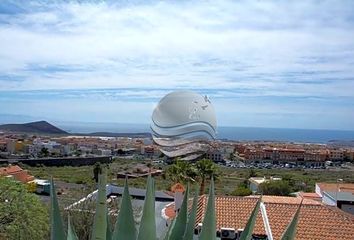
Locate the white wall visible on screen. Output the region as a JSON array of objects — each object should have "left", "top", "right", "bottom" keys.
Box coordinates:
[{"left": 322, "top": 192, "right": 336, "bottom": 206}]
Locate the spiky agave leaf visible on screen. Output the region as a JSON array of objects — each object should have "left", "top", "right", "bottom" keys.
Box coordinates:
[
  {"left": 163, "top": 218, "right": 176, "bottom": 240},
  {"left": 106, "top": 210, "right": 112, "bottom": 240},
  {"left": 67, "top": 215, "right": 78, "bottom": 240},
  {"left": 137, "top": 175, "right": 156, "bottom": 240},
  {"left": 168, "top": 184, "right": 189, "bottom": 240},
  {"left": 280, "top": 201, "right": 302, "bottom": 240},
  {"left": 183, "top": 186, "right": 200, "bottom": 240},
  {"left": 199, "top": 177, "right": 216, "bottom": 240},
  {"left": 50, "top": 177, "right": 66, "bottom": 240},
  {"left": 112, "top": 178, "right": 137, "bottom": 240},
  {"left": 91, "top": 168, "right": 108, "bottom": 240},
  {"left": 239, "top": 197, "right": 262, "bottom": 240}
]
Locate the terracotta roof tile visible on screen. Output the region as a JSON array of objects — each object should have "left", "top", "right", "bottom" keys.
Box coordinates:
[
  {"left": 0, "top": 165, "right": 22, "bottom": 175},
  {"left": 163, "top": 195, "right": 354, "bottom": 240},
  {"left": 298, "top": 192, "right": 322, "bottom": 201},
  {"left": 0, "top": 165, "right": 35, "bottom": 183},
  {"left": 317, "top": 183, "right": 354, "bottom": 194}
]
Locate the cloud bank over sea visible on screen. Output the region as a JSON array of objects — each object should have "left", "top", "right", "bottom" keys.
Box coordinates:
[{"left": 0, "top": 1, "right": 353, "bottom": 130}]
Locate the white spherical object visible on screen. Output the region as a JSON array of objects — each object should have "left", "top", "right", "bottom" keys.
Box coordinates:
[{"left": 151, "top": 90, "right": 217, "bottom": 140}]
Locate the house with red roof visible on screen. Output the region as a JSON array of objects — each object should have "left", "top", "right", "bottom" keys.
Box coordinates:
[
  {"left": 0, "top": 165, "right": 35, "bottom": 183},
  {"left": 162, "top": 195, "right": 354, "bottom": 240}
]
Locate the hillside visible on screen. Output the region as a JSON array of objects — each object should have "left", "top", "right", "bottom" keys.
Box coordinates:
[{"left": 0, "top": 121, "right": 68, "bottom": 134}]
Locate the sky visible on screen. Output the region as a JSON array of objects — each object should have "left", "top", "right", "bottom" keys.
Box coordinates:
[{"left": 0, "top": 0, "right": 354, "bottom": 130}]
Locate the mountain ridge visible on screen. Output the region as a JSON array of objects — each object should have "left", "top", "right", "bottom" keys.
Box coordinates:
[
  {"left": 0, "top": 121, "right": 151, "bottom": 138},
  {"left": 0, "top": 121, "right": 68, "bottom": 134}
]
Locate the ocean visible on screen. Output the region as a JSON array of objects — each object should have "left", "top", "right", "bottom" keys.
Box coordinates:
[{"left": 56, "top": 122, "right": 354, "bottom": 143}]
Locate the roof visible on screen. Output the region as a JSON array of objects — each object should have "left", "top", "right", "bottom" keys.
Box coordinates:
[
  {"left": 0, "top": 165, "right": 35, "bottom": 183},
  {"left": 324, "top": 191, "right": 354, "bottom": 202},
  {"left": 0, "top": 165, "right": 23, "bottom": 175},
  {"left": 298, "top": 192, "right": 321, "bottom": 201},
  {"left": 249, "top": 177, "right": 281, "bottom": 185},
  {"left": 109, "top": 184, "right": 174, "bottom": 201},
  {"left": 163, "top": 195, "right": 354, "bottom": 240},
  {"left": 317, "top": 183, "right": 354, "bottom": 194}
]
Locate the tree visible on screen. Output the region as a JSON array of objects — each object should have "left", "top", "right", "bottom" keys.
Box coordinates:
[
  {"left": 93, "top": 163, "right": 102, "bottom": 183},
  {"left": 259, "top": 180, "right": 292, "bottom": 196},
  {"left": 232, "top": 184, "right": 252, "bottom": 196},
  {"left": 0, "top": 177, "right": 49, "bottom": 239},
  {"left": 195, "top": 158, "right": 219, "bottom": 195},
  {"left": 247, "top": 169, "right": 257, "bottom": 178},
  {"left": 40, "top": 147, "right": 49, "bottom": 157},
  {"left": 166, "top": 160, "right": 197, "bottom": 184}
]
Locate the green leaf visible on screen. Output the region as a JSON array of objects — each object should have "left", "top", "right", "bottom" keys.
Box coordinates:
[
  {"left": 199, "top": 177, "right": 216, "bottom": 240},
  {"left": 239, "top": 197, "right": 262, "bottom": 240},
  {"left": 168, "top": 184, "right": 189, "bottom": 240},
  {"left": 137, "top": 175, "right": 156, "bottom": 240},
  {"left": 67, "top": 215, "right": 78, "bottom": 240},
  {"left": 106, "top": 210, "right": 112, "bottom": 240},
  {"left": 183, "top": 186, "right": 200, "bottom": 240},
  {"left": 91, "top": 168, "right": 108, "bottom": 240},
  {"left": 112, "top": 178, "right": 137, "bottom": 240},
  {"left": 164, "top": 218, "right": 176, "bottom": 240},
  {"left": 280, "top": 201, "right": 302, "bottom": 240},
  {"left": 50, "top": 177, "right": 66, "bottom": 240}
]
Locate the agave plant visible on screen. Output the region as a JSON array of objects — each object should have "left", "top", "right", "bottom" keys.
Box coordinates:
[{"left": 50, "top": 168, "right": 300, "bottom": 240}]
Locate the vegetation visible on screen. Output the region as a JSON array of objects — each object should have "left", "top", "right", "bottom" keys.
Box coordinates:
[
  {"left": 49, "top": 168, "right": 301, "bottom": 240},
  {"left": 195, "top": 159, "right": 219, "bottom": 194},
  {"left": 0, "top": 177, "right": 49, "bottom": 240},
  {"left": 233, "top": 184, "right": 252, "bottom": 196},
  {"left": 22, "top": 158, "right": 354, "bottom": 198},
  {"left": 39, "top": 147, "right": 50, "bottom": 157},
  {"left": 259, "top": 180, "right": 292, "bottom": 196},
  {"left": 166, "top": 158, "right": 219, "bottom": 195},
  {"left": 166, "top": 160, "right": 197, "bottom": 183}
]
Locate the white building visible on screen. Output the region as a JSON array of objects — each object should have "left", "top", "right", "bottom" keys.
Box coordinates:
[
  {"left": 315, "top": 183, "right": 354, "bottom": 215},
  {"left": 249, "top": 176, "right": 282, "bottom": 193}
]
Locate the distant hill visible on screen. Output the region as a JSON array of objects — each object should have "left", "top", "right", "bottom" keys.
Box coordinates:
[{"left": 0, "top": 121, "right": 68, "bottom": 134}]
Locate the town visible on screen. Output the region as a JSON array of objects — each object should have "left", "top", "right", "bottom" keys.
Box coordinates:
[
  {"left": 1, "top": 130, "right": 354, "bottom": 239},
  {"left": 1, "top": 131, "right": 353, "bottom": 169},
  {"left": 1, "top": 1, "right": 354, "bottom": 239}
]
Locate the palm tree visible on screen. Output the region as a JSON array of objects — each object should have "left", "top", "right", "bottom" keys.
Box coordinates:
[
  {"left": 166, "top": 159, "right": 197, "bottom": 184},
  {"left": 195, "top": 158, "right": 219, "bottom": 195}
]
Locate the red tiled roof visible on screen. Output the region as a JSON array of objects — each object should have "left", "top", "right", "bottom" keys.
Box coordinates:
[
  {"left": 317, "top": 183, "right": 354, "bottom": 194},
  {"left": 0, "top": 165, "right": 35, "bottom": 183},
  {"left": 298, "top": 192, "right": 321, "bottom": 201},
  {"left": 164, "top": 195, "right": 354, "bottom": 240},
  {"left": 0, "top": 165, "right": 22, "bottom": 175}
]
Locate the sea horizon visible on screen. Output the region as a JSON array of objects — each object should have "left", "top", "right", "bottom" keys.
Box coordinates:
[{"left": 55, "top": 121, "right": 354, "bottom": 144}]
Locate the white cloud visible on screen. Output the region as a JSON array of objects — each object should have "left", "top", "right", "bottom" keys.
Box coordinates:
[{"left": 0, "top": 0, "right": 354, "bottom": 129}]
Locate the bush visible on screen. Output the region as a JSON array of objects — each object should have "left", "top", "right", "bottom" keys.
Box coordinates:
[
  {"left": 232, "top": 185, "right": 252, "bottom": 196},
  {"left": 0, "top": 177, "right": 49, "bottom": 239},
  {"left": 259, "top": 180, "right": 292, "bottom": 196}
]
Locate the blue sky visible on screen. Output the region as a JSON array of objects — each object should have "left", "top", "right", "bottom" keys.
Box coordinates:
[{"left": 0, "top": 0, "right": 354, "bottom": 130}]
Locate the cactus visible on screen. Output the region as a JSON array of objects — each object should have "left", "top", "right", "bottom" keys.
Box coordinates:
[
  {"left": 137, "top": 175, "right": 157, "bottom": 240},
  {"left": 67, "top": 215, "right": 78, "bottom": 240},
  {"left": 280, "top": 201, "right": 302, "bottom": 240},
  {"left": 112, "top": 177, "right": 137, "bottom": 239},
  {"left": 199, "top": 177, "right": 216, "bottom": 240},
  {"left": 50, "top": 177, "right": 66, "bottom": 240},
  {"left": 167, "top": 184, "right": 189, "bottom": 240},
  {"left": 183, "top": 186, "right": 200, "bottom": 240},
  {"left": 91, "top": 168, "right": 108, "bottom": 240},
  {"left": 49, "top": 170, "right": 298, "bottom": 240},
  {"left": 239, "top": 197, "right": 262, "bottom": 240}
]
